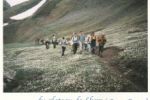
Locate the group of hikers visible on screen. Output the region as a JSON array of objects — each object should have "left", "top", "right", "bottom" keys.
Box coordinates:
[{"left": 37, "top": 31, "right": 107, "bottom": 57}]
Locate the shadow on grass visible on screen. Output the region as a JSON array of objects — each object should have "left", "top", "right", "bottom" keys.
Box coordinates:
[
  {"left": 4, "top": 68, "right": 44, "bottom": 92},
  {"left": 96, "top": 46, "right": 147, "bottom": 91},
  {"left": 109, "top": 48, "right": 148, "bottom": 92}
]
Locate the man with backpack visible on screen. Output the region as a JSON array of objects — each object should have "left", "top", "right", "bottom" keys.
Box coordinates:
[
  {"left": 60, "top": 37, "right": 68, "bottom": 56},
  {"left": 52, "top": 34, "right": 57, "bottom": 48},
  {"left": 97, "top": 34, "right": 107, "bottom": 57},
  {"left": 44, "top": 38, "right": 51, "bottom": 49},
  {"left": 71, "top": 33, "right": 79, "bottom": 54}
]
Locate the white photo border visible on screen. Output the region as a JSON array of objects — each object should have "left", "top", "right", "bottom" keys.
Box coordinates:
[{"left": 0, "top": 0, "right": 149, "bottom": 99}]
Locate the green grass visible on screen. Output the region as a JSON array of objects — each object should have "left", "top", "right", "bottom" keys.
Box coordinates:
[{"left": 4, "top": 44, "right": 139, "bottom": 92}]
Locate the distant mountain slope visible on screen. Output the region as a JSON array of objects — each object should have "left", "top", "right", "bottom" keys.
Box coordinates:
[
  {"left": 4, "top": 0, "right": 40, "bottom": 23},
  {"left": 4, "top": 0, "right": 147, "bottom": 43},
  {"left": 3, "top": 0, "right": 10, "bottom": 11}
]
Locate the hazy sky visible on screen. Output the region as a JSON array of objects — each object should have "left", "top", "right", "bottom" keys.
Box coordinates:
[
  {"left": 5, "top": 0, "right": 29, "bottom": 6},
  {"left": 9, "top": 0, "right": 47, "bottom": 20}
]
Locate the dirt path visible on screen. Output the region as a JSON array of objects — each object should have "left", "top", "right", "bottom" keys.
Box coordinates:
[
  {"left": 95, "top": 46, "right": 146, "bottom": 91},
  {"left": 96, "top": 46, "right": 123, "bottom": 74},
  {"left": 98, "top": 46, "right": 123, "bottom": 62}
]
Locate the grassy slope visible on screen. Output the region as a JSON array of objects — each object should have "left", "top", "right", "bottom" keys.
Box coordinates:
[{"left": 4, "top": 44, "right": 138, "bottom": 92}]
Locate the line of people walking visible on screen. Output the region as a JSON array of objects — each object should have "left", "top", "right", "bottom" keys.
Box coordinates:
[
  {"left": 70, "top": 31, "right": 107, "bottom": 57},
  {"left": 44, "top": 34, "right": 58, "bottom": 50},
  {"left": 40, "top": 31, "right": 107, "bottom": 57}
]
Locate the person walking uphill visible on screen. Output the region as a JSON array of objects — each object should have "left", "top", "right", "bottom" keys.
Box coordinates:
[
  {"left": 52, "top": 34, "right": 57, "bottom": 48},
  {"left": 45, "top": 40, "right": 50, "bottom": 49},
  {"left": 71, "top": 33, "right": 79, "bottom": 54},
  {"left": 90, "top": 32, "right": 96, "bottom": 54},
  {"left": 97, "top": 34, "right": 107, "bottom": 57},
  {"left": 86, "top": 34, "right": 91, "bottom": 52},
  {"left": 84, "top": 35, "right": 88, "bottom": 51},
  {"left": 79, "top": 31, "right": 85, "bottom": 53},
  {"left": 44, "top": 38, "right": 51, "bottom": 49},
  {"left": 60, "top": 37, "right": 67, "bottom": 56}
]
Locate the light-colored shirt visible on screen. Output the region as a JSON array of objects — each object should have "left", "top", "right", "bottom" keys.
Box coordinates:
[
  {"left": 52, "top": 36, "right": 56, "bottom": 42},
  {"left": 60, "top": 39, "right": 67, "bottom": 47},
  {"left": 87, "top": 35, "right": 91, "bottom": 43},
  {"left": 72, "top": 35, "right": 79, "bottom": 43}
]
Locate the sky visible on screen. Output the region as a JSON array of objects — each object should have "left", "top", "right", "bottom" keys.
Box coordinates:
[
  {"left": 6, "top": 0, "right": 47, "bottom": 20},
  {"left": 5, "top": 0, "right": 29, "bottom": 7}
]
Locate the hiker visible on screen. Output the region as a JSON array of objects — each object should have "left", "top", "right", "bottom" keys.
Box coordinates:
[
  {"left": 79, "top": 31, "right": 85, "bottom": 53},
  {"left": 60, "top": 37, "right": 68, "bottom": 56},
  {"left": 97, "top": 34, "right": 107, "bottom": 57},
  {"left": 45, "top": 38, "right": 51, "bottom": 49},
  {"left": 52, "top": 34, "right": 57, "bottom": 48},
  {"left": 87, "top": 34, "right": 91, "bottom": 52},
  {"left": 45, "top": 40, "right": 50, "bottom": 49},
  {"left": 68, "top": 36, "right": 74, "bottom": 52},
  {"left": 71, "top": 32, "right": 79, "bottom": 54},
  {"left": 84, "top": 35, "right": 88, "bottom": 51},
  {"left": 40, "top": 39, "right": 45, "bottom": 45},
  {"left": 90, "top": 32, "right": 96, "bottom": 54}
]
